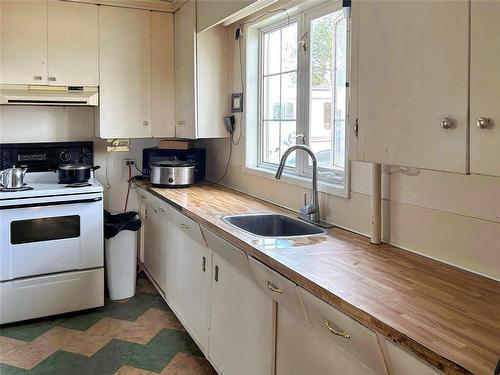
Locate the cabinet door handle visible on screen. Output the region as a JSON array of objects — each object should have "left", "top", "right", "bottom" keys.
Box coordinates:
[
  {"left": 143, "top": 120, "right": 150, "bottom": 126},
  {"left": 181, "top": 223, "right": 189, "bottom": 230},
  {"left": 440, "top": 118, "right": 453, "bottom": 129},
  {"left": 202, "top": 256, "right": 206, "bottom": 272},
  {"left": 33, "top": 75, "right": 43, "bottom": 80},
  {"left": 158, "top": 207, "right": 165, "bottom": 213},
  {"left": 324, "top": 319, "right": 351, "bottom": 339},
  {"left": 177, "top": 120, "right": 185, "bottom": 126},
  {"left": 214, "top": 265, "right": 219, "bottom": 282},
  {"left": 476, "top": 117, "right": 490, "bottom": 129},
  {"left": 48, "top": 76, "right": 56, "bottom": 82},
  {"left": 265, "top": 280, "right": 283, "bottom": 294}
]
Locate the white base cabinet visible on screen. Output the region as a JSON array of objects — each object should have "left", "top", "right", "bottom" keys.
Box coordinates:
[
  {"left": 165, "top": 223, "right": 212, "bottom": 352},
  {"left": 209, "top": 251, "right": 274, "bottom": 375}
]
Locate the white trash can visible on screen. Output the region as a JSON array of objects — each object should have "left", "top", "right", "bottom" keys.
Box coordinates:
[{"left": 105, "top": 229, "right": 137, "bottom": 300}]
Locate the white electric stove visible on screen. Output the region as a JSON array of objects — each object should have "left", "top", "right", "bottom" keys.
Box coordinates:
[{"left": 0, "top": 142, "right": 104, "bottom": 324}]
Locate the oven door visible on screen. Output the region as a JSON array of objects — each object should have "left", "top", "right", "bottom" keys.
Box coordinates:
[{"left": 0, "top": 193, "right": 103, "bottom": 281}]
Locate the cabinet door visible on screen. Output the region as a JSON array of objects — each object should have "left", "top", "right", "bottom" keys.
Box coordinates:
[
  {"left": 209, "top": 253, "right": 274, "bottom": 375},
  {"left": 99, "top": 6, "right": 151, "bottom": 138},
  {"left": 143, "top": 202, "right": 167, "bottom": 293},
  {"left": 380, "top": 339, "right": 442, "bottom": 375},
  {"left": 47, "top": 1, "right": 98, "bottom": 86},
  {"left": 151, "top": 12, "right": 175, "bottom": 138},
  {"left": 165, "top": 224, "right": 211, "bottom": 351},
  {"left": 174, "top": 0, "right": 197, "bottom": 139},
  {"left": 0, "top": 0, "right": 47, "bottom": 85},
  {"left": 276, "top": 304, "right": 379, "bottom": 375},
  {"left": 469, "top": 1, "right": 500, "bottom": 177},
  {"left": 354, "top": 1, "right": 469, "bottom": 173}
]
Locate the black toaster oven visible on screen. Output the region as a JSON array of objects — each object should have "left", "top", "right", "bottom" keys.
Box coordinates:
[{"left": 142, "top": 147, "right": 206, "bottom": 183}]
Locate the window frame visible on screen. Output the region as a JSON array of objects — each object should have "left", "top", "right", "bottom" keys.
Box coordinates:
[{"left": 245, "top": 1, "right": 351, "bottom": 198}]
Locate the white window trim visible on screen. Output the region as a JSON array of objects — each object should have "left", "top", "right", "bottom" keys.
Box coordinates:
[{"left": 243, "top": 0, "right": 351, "bottom": 199}]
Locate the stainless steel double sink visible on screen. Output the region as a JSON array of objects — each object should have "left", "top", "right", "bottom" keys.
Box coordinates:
[{"left": 222, "top": 213, "right": 325, "bottom": 238}]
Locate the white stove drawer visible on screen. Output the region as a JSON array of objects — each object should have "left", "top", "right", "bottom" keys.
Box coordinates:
[
  {"left": 0, "top": 194, "right": 103, "bottom": 281},
  {"left": 0, "top": 268, "right": 104, "bottom": 324}
]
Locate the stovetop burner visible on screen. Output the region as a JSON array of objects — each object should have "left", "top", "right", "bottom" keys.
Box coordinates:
[
  {"left": 0, "top": 185, "right": 34, "bottom": 192},
  {"left": 65, "top": 182, "right": 92, "bottom": 188}
]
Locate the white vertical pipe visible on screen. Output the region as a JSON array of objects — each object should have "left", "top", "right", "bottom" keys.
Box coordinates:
[{"left": 371, "top": 163, "right": 382, "bottom": 244}]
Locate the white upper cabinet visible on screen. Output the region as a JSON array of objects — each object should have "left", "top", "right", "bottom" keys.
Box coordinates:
[
  {"left": 352, "top": 0, "right": 469, "bottom": 173},
  {"left": 151, "top": 11, "right": 175, "bottom": 138},
  {"left": 47, "top": 1, "right": 99, "bottom": 86},
  {"left": 174, "top": 0, "right": 230, "bottom": 139},
  {"left": 0, "top": 0, "right": 98, "bottom": 86},
  {"left": 98, "top": 6, "right": 152, "bottom": 139},
  {"left": 469, "top": 1, "right": 500, "bottom": 177},
  {"left": 0, "top": 0, "right": 48, "bottom": 85}
]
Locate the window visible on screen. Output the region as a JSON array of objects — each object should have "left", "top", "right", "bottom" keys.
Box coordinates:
[{"left": 253, "top": 4, "right": 349, "bottom": 193}]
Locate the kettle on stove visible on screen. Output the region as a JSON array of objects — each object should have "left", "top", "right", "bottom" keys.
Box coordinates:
[{"left": 0, "top": 166, "right": 28, "bottom": 189}]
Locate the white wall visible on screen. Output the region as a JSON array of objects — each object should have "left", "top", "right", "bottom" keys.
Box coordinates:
[
  {"left": 197, "top": 29, "right": 500, "bottom": 281},
  {"left": 0, "top": 105, "right": 158, "bottom": 213}
]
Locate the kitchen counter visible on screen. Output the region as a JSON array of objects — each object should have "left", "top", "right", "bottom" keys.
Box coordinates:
[{"left": 143, "top": 183, "right": 500, "bottom": 375}]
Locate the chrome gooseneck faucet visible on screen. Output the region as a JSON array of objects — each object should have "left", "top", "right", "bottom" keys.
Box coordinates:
[{"left": 275, "top": 145, "right": 333, "bottom": 229}]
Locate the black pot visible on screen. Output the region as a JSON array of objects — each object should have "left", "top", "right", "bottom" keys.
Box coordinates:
[{"left": 57, "top": 164, "right": 100, "bottom": 184}]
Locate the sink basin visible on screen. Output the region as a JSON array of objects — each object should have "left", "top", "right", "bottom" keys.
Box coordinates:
[{"left": 222, "top": 213, "right": 325, "bottom": 238}]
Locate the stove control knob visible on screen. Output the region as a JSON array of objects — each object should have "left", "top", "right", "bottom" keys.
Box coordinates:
[{"left": 168, "top": 177, "right": 174, "bottom": 183}]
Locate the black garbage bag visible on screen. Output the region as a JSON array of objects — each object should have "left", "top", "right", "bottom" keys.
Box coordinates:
[{"left": 104, "top": 210, "right": 141, "bottom": 239}]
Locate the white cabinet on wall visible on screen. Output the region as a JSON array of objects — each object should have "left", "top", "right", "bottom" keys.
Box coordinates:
[
  {"left": 174, "top": 0, "right": 230, "bottom": 139},
  {"left": 98, "top": 6, "right": 152, "bottom": 139},
  {"left": 98, "top": 7, "right": 174, "bottom": 139},
  {"left": 352, "top": 0, "right": 469, "bottom": 174},
  {"left": 0, "top": 0, "right": 47, "bottom": 85},
  {"left": 469, "top": 1, "right": 500, "bottom": 177},
  {"left": 47, "top": 1, "right": 99, "bottom": 86},
  {"left": 0, "top": 0, "right": 98, "bottom": 86}
]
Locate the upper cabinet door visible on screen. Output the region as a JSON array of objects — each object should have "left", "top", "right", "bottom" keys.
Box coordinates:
[
  {"left": 47, "top": 1, "right": 98, "bottom": 86},
  {"left": 174, "top": 0, "right": 197, "bottom": 139},
  {"left": 151, "top": 12, "right": 175, "bottom": 138},
  {"left": 0, "top": 0, "right": 47, "bottom": 85},
  {"left": 469, "top": 1, "right": 500, "bottom": 177},
  {"left": 354, "top": 1, "right": 469, "bottom": 173},
  {"left": 99, "top": 6, "right": 151, "bottom": 139}
]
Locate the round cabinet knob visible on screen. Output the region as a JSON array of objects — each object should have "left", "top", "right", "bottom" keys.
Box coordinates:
[
  {"left": 476, "top": 117, "right": 490, "bottom": 129},
  {"left": 143, "top": 120, "right": 150, "bottom": 126},
  {"left": 440, "top": 118, "right": 453, "bottom": 129}
]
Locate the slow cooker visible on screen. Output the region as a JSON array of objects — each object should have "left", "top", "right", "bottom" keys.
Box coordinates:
[{"left": 150, "top": 160, "right": 195, "bottom": 187}]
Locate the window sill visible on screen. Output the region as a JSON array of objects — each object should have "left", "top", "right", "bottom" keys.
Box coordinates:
[{"left": 242, "top": 165, "right": 350, "bottom": 198}]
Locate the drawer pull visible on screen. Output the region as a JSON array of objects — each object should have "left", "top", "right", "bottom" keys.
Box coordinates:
[
  {"left": 324, "top": 319, "right": 350, "bottom": 339},
  {"left": 181, "top": 223, "right": 189, "bottom": 230},
  {"left": 202, "top": 256, "right": 206, "bottom": 272},
  {"left": 266, "top": 280, "right": 283, "bottom": 294},
  {"left": 158, "top": 207, "right": 165, "bottom": 213}
]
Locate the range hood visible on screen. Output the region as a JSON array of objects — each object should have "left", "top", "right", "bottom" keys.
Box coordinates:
[{"left": 0, "top": 85, "right": 98, "bottom": 106}]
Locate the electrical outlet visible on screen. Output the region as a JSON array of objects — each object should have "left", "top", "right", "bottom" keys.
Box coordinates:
[
  {"left": 121, "top": 159, "right": 137, "bottom": 181},
  {"left": 122, "top": 159, "right": 137, "bottom": 167}
]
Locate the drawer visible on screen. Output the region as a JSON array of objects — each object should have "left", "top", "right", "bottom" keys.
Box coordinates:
[
  {"left": 299, "top": 287, "right": 388, "bottom": 375},
  {"left": 166, "top": 205, "right": 207, "bottom": 247},
  {"left": 201, "top": 227, "right": 252, "bottom": 279},
  {"left": 248, "top": 256, "right": 307, "bottom": 321}
]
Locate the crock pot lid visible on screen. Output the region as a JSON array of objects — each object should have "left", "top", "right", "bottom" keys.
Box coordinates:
[
  {"left": 59, "top": 163, "right": 91, "bottom": 170},
  {"left": 151, "top": 160, "right": 193, "bottom": 167}
]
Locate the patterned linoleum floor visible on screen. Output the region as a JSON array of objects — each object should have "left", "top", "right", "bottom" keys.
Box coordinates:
[{"left": 0, "top": 276, "right": 216, "bottom": 375}]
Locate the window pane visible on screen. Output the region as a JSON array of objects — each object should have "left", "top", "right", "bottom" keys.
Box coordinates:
[
  {"left": 281, "top": 121, "right": 297, "bottom": 167},
  {"left": 309, "top": 10, "right": 347, "bottom": 174},
  {"left": 263, "top": 75, "right": 281, "bottom": 120},
  {"left": 263, "top": 121, "right": 280, "bottom": 164},
  {"left": 281, "top": 22, "right": 297, "bottom": 72},
  {"left": 264, "top": 28, "right": 281, "bottom": 75},
  {"left": 281, "top": 72, "right": 297, "bottom": 120}
]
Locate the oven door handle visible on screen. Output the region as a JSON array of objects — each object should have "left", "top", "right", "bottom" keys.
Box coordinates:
[{"left": 0, "top": 197, "right": 102, "bottom": 210}]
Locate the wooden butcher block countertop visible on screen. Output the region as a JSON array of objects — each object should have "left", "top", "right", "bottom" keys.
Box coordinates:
[{"left": 143, "top": 184, "right": 500, "bottom": 375}]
